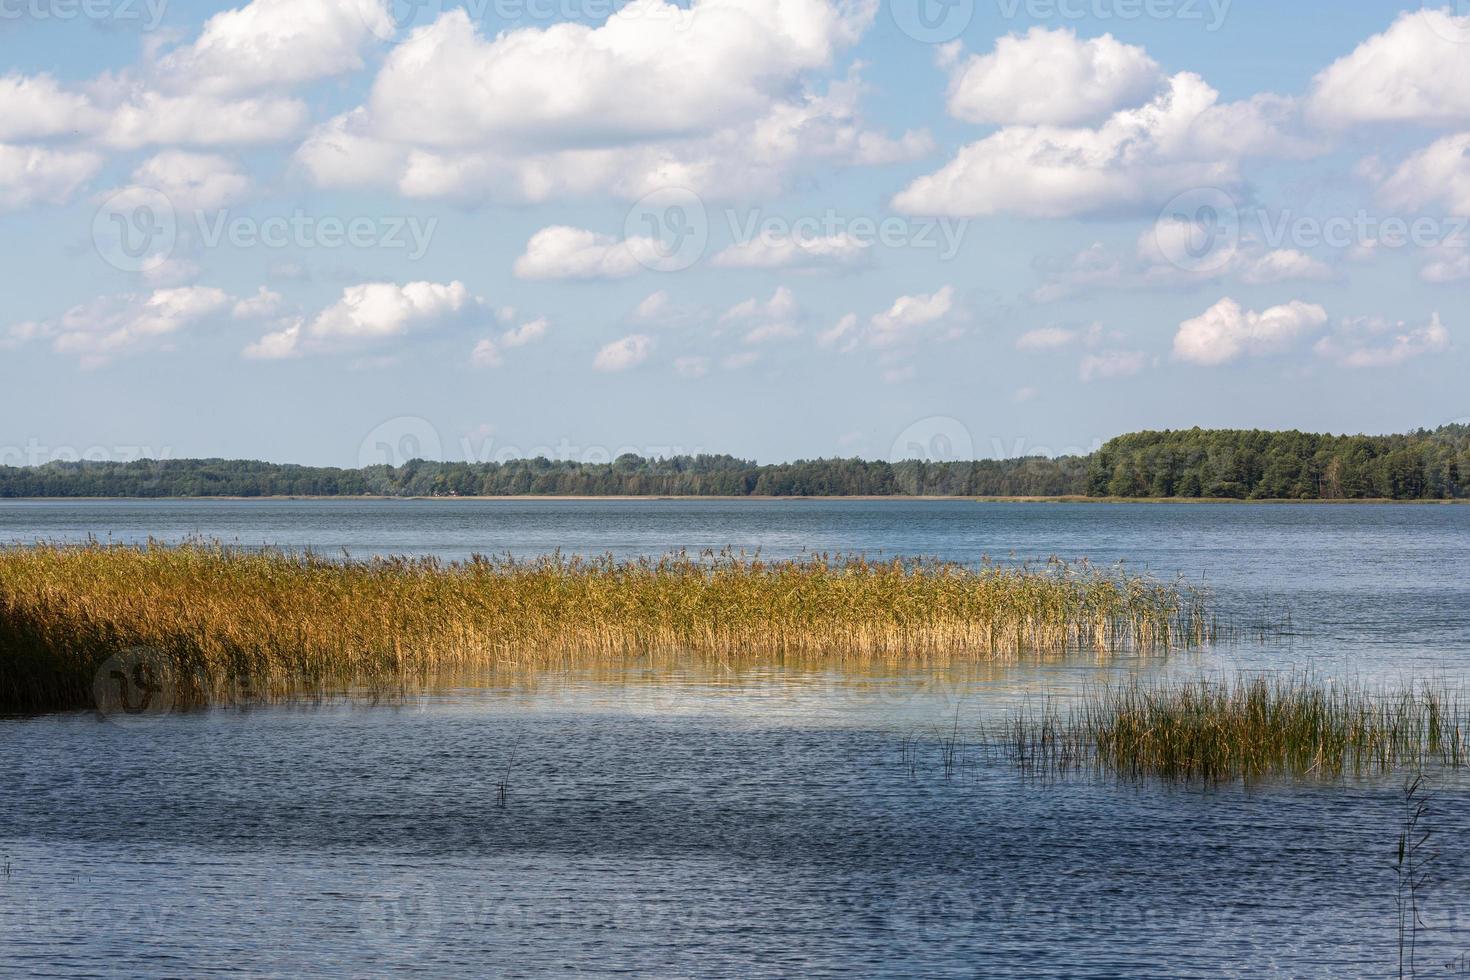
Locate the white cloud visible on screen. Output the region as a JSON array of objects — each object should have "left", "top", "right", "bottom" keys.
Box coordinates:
[
  {"left": 1015, "top": 326, "right": 1080, "bottom": 351},
  {"left": 1173, "top": 297, "right": 1329, "bottom": 366},
  {"left": 722, "top": 286, "right": 798, "bottom": 321},
  {"left": 1314, "top": 314, "right": 1450, "bottom": 368},
  {"left": 246, "top": 281, "right": 476, "bottom": 358},
  {"left": 9, "top": 286, "right": 233, "bottom": 366},
  {"left": 0, "top": 73, "right": 101, "bottom": 141},
  {"left": 0, "top": 144, "right": 103, "bottom": 210},
  {"left": 711, "top": 231, "right": 870, "bottom": 270},
  {"left": 129, "top": 150, "right": 252, "bottom": 210},
  {"left": 243, "top": 321, "right": 302, "bottom": 361},
  {"left": 1420, "top": 246, "right": 1470, "bottom": 283},
  {"left": 894, "top": 73, "right": 1309, "bottom": 219},
  {"left": 1309, "top": 10, "right": 1470, "bottom": 127},
  {"left": 721, "top": 287, "right": 801, "bottom": 344},
  {"left": 817, "top": 312, "right": 858, "bottom": 350},
  {"left": 594, "top": 333, "right": 653, "bottom": 372},
  {"left": 1377, "top": 133, "right": 1470, "bottom": 216},
  {"left": 232, "top": 287, "right": 282, "bottom": 319},
  {"left": 295, "top": 7, "right": 926, "bottom": 203},
  {"left": 100, "top": 89, "right": 310, "bottom": 148},
  {"left": 1079, "top": 349, "right": 1147, "bottom": 381},
  {"left": 941, "top": 28, "right": 1160, "bottom": 126},
  {"left": 1034, "top": 231, "right": 1334, "bottom": 302},
  {"left": 868, "top": 285, "right": 954, "bottom": 346},
  {"left": 633, "top": 291, "right": 673, "bottom": 322},
  {"left": 155, "top": 0, "right": 394, "bottom": 97},
  {"left": 1239, "top": 249, "right": 1334, "bottom": 286},
  {"left": 470, "top": 317, "right": 549, "bottom": 368},
  {"left": 512, "top": 226, "right": 657, "bottom": 280},
  {"left": 359, "top": 2, "right": 867, "bottom": 149}
]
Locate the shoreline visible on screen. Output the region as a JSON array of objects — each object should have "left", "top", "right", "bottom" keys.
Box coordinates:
[{"left": 0, "top": 494, "right": 1466, "bottom": 505}]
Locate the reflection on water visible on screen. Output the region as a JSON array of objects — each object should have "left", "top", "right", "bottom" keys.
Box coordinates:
[{"left": 2, "top": 501, "right": 1469, "bottom": 975}]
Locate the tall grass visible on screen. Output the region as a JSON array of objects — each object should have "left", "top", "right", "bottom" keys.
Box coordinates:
[
  {"left": 994, "top": 676, "right": 1469, "bottom": 782},
  {"left": 0, "top": 541, "right": 1212, "bottom": 713}
]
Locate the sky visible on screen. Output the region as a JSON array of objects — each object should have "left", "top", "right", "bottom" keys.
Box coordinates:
[{"left": 1, "top": 0, "right": 1468, "bottom": 469}]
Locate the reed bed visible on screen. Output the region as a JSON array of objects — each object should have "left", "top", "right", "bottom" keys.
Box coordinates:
[
  {"left": 993, "top": 676, "right": 1469, "bottom": 782},
  {"left": 0, "top": 541, "right": 1212, "bottom": 713}
]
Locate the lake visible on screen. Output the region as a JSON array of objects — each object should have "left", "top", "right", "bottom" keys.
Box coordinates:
[{"left": 2, "top": 500, "right": 1469, "bottom": 976}]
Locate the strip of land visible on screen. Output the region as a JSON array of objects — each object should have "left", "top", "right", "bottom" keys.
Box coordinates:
[{"left": 3, "top": 425, "right": 1466, "bottom": 501}]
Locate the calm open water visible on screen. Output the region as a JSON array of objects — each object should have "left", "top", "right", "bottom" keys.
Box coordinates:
[{"left": 2, "top": 500, "right": 1469, "bottom": 977}]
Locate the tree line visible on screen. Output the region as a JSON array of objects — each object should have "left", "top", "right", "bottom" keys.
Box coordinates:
[{"left": 1, "top": 426, "right": 1465, "bottom": 500}]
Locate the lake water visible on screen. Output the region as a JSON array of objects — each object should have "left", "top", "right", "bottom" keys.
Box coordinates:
[{"left": 2, "top": 500, "right": 1469, "bottom": 977}]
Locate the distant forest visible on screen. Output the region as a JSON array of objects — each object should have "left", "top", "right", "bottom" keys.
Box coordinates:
[{"left": 2, "top": 426, "right": 1466, "bottom": 500}]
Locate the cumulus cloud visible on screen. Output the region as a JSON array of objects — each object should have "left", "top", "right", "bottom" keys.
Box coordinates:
[
  {"left": 471, "top": 317, "right": 549, "bottom": 368},
  {"left": 295, "top": 4, "right": 927, "bottom": 202},
  {"left": 1033, "top": 229, "right": 1334, "bottom": 302},
  {"left": 128, "top": 150, "right": 252, "bottom": 210},
  {"left": 1309, "top": 10, "right": 1470, "bottom": 127},
  {"left": 817, "top": 312, "right": 859, "bottom": 350},
  {"left": 1314, "top": 314, "right": 1450, "bottom": 368},
  {"left": 1420, "top": 245, "right": 1470, "bottom": 284},
  {"left": 1016, "top": 324, "right": 1101, "bottom": 351},
  {"left": 721, "top": 286, "right": 802, "bottom": 343},
  {"left": 1239, "top": 249, "right": 1335, "bottom": 286},
  {"left": 245, "top": 281, "right": 476, "bottom": 358},
  {"left": 512, "top": 226, "right": 659, "bottom": 280},
  {"left": 711, "top": 231, "right": 870, "bottom": 270},
  {"left": 868, "top": 285, "right": 955, "bottom": 347},
  {"left": 0, "top": 144, "right": 103, "bottom": 210},
  {"left": 941, "top": 28, "right": 1160, "bottom": 126},
  {"left": 0, "top": 73, "right": 101, "bottom": 141},
  {"left": 593, "top": 333, "right": 653, "bottom": 372},
  {"left": 1079, "top": 349, "right": 1148, "bottom": 382},
  {"left": 1376, "top": 133, "right": 1470, "bottom": 216},
  {"left": 7, "top": 286, "right": 233, "bottom": 366},
  {"left": 358, "top": 2, "right": 866, "bottom": 147},
  {"left": 154, "top": 0, "right": 394, "bottom": 97},
  {"left": 1173, "top": 297, "right": 1329, "bottom": 366},
  {"left": 894, "top": 72, "right": 1310, "bottom": 219},
  {"left": 232, "top": 287, "right": 282, "bottom": 319}
]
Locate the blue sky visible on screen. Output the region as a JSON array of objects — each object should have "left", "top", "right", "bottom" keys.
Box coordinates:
[{"left": 1, "top": 0, "right": 1467, "bottom": 467}]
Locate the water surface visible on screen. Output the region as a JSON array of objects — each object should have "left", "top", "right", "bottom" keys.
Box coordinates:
[{"left": 2, "top": 500, "right": 1468, "bottom": 976}]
